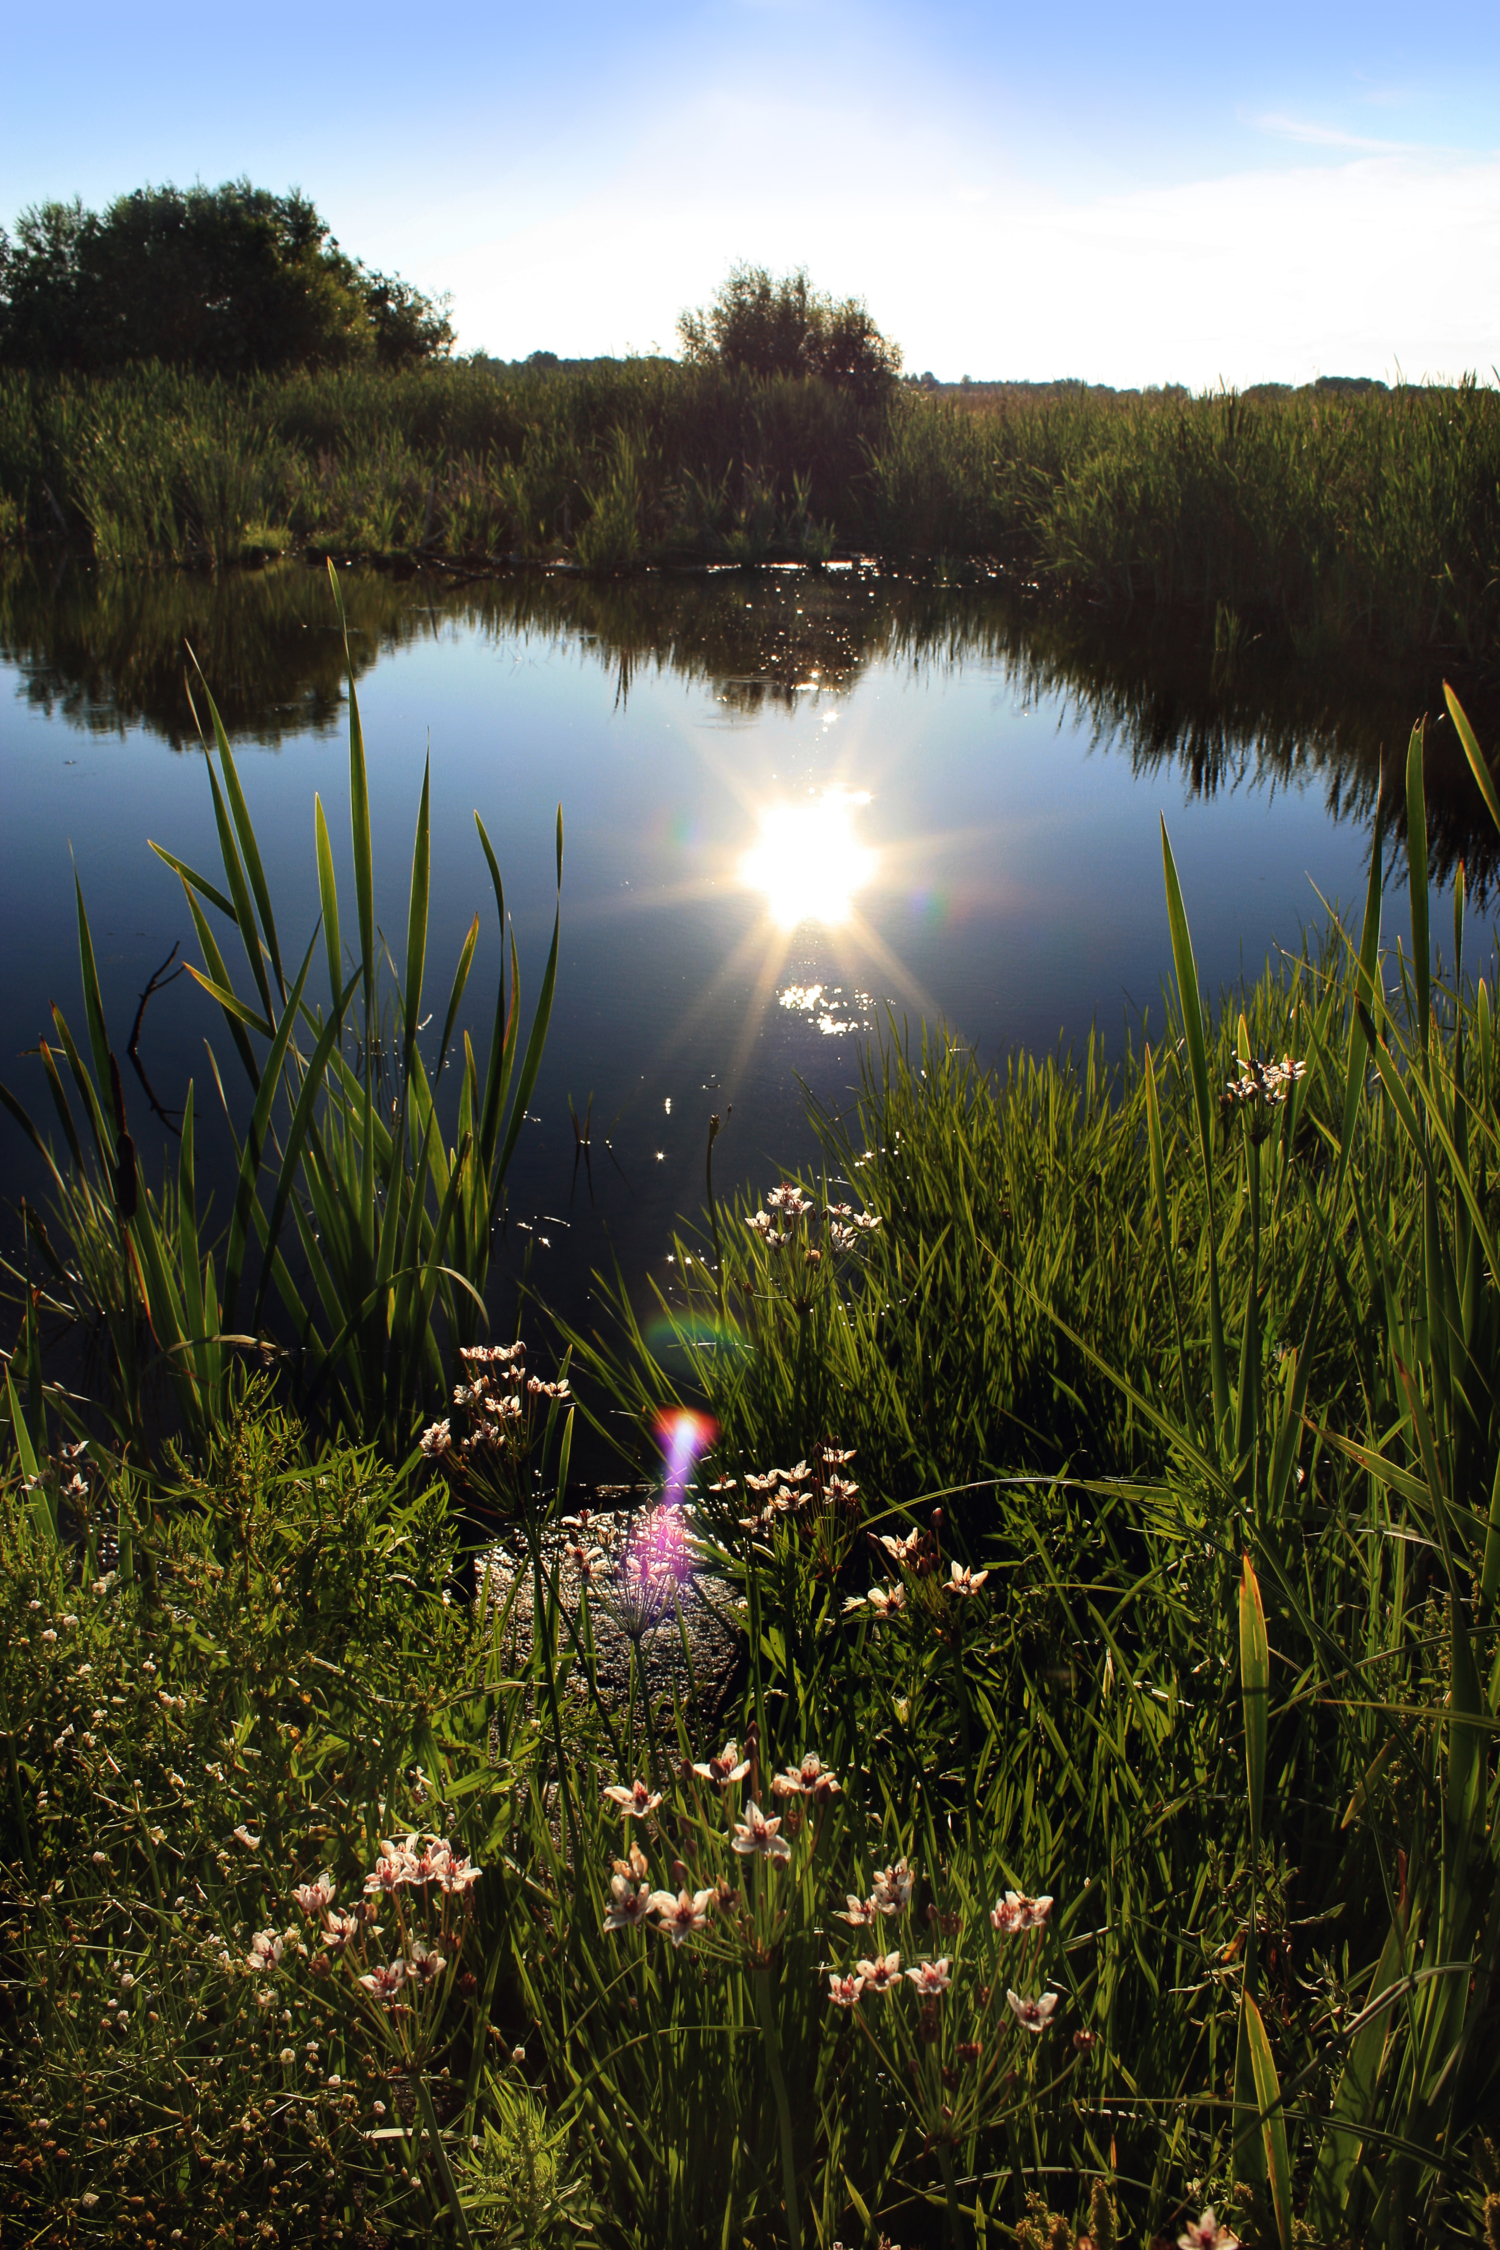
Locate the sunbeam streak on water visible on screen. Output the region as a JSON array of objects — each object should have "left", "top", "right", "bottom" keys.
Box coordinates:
[{"left": 740, "top": 788, "right": 875, "bottom": 927}]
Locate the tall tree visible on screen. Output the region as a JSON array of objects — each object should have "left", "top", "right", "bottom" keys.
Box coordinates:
[
  {"left": 677, "top": 263, "right": 901, "bottom": 404},
  {"left": 0, "top": 182, "right": 453, "bottom": 375}
]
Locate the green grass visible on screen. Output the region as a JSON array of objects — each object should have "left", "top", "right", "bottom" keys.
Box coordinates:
[
  {"left": 3, "top": 360, "right": 1500, "bottom": 662},
  {"left": 4, "top": 647, "right": 1500, "bottom": 2244}
]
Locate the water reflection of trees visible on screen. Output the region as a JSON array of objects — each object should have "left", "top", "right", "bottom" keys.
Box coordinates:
[{"left": 5, "top": 555, "right": 1498, "bottom": 885}]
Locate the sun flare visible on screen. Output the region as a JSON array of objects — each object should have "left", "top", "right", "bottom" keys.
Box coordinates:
[{"left": 740, "top": 789, "right": 875, "bottom": 927}]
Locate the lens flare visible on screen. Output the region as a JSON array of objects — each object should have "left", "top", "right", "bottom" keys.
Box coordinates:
[
  {"left": 653, "top": 1406, "right": 718, "bottom": 1502},
  {"left": 740, "top": 790, "right": 875, "bottom": 928}
]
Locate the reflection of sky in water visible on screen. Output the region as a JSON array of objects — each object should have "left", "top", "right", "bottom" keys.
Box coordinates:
[{"left": 1, "top": 576, "right": 1489, "bottom": 1367}]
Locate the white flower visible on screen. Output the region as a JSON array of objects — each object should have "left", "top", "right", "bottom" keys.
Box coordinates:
[
  {"left": 232, "top": 1825, "right": 260, "bottom": 1850},
  {"left": 603, "top": 1778, "right": 664, "bottom": 1819},
  {"left": 1005, "top": 1988, "right": 1059, "bottom": 2033},
  {"left": 730, "top": 1800, "right": 791, "bottom": 1862},
  {"left": 837, "top": 1894, "right": 877, "bottom": 1926},
  {"left": 905, "top": 1957, "right": 951, "bottom": 1996},
  {"left": 419, "top": 1419, "right": 452, "bottom": 1457},
  {"left": 945, "top": 1561, "right": 989, "bottom": 1597},
  {"left": 604, "top": 1864, "right": 655, "bottom": 1933},
  {"left": 648, "top": 1888, "right": 715, "bottom": 1945},
  {"left": 991, "top": 1890, "right": 1054, "bottom": 1934},
  {"left": 409, "top": 1937, "right": 447, "bottom": 1987},
  {"left": 865, "top": 1584, "right": 906, "bottom": 1617},
  {"left": 691, "top": 1741, "right": 750, "bottom": 1787},
  {"left": 856, "top": 1950, "right": 901, "bottom": 1993},
  {"left": 826, "top": 1973, "right": 863, "bottom": 2008},
  {"left": 292, "top": 1873, "right": 335, "bottom": 1916},
  {"left": 246, "top": 1930, "right": 284, "bottom": 1974},
  {"left": 1179, "top": 2211, "right": 1240, "bottom": 2250},
  {"left": 358, "top": 1961, "right": 406, "bottom": 2002},
  {"left": 323, "top": 1911, "right": 360, "bottom": 1951},
  {"left": 872, "top": 1859, "right": 915, "bottom": 1915},
  {"left": 279, "top": 2047, "right": 296, "bottom": 2065},
  {"left": 771, "top": 1752, "right": 840, "bottom": 1801}
]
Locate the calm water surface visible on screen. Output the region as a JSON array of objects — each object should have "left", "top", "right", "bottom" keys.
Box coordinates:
[{"left": 2, "top": 560, "right": 1493, "bottom": 1349}]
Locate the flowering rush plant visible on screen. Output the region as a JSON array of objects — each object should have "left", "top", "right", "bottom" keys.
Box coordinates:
[
  {"left": 418, "top": 1337, "right": 571, "bottom": 1513},
  {"left": 821, "top": 1869, "right": 1080, "bottom": 2155},
  {"left": 601, "top": 1725, "right": 843, "bottom": 1971},
  {"left": 275, "top": 1829, "right": 484, "bottom": 2079}
]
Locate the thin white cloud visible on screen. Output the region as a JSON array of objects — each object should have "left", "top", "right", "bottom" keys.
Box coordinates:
[{"left": 1252, "top": 111, "right": 1426, "bottom": 155}]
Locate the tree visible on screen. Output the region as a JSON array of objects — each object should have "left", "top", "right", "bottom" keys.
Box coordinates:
[
  {"left": 677, "top": 263, "right": 901, "bottom": 404},
  {"left": 0, "top": 181, "right": 453, "bottom": 376}
]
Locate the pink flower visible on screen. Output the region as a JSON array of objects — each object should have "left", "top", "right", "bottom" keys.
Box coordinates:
[
  {"left": 1005, "top": 1989, "right": 1058, "bottom": 2034},
  {"left": 245, "top": 1929, "right": 283, "bottom": 1973},
  {"left": 232, "top": 1825, "right": 260, "bottom": 1851},
  {"left": 292, "top": 1873, "right": 335, "bottom": 1917},
  {"left": 872, "top": 1859, "right": 915, "bottom": 1916},
  {"left": 604, "top": 1779, "right": 664, "bottom": 1819},
  {"left": 945, "top": 1561, "right": 989, "bottom": 1597},
  {"left": 648, "top": 1888, "right": 715, "bottom": 1946},
  {"left": 772, "top": 1753, "right": 840, "bottom": 1801},
  {"left": 837, "top": 1895, "right": 877, "bottom": 1926},
  {"left": 358, "top": 1960, "right": 406, "bottom": 2003},
  {"left": 730, "top": 1801, "right": 791, "bottom": 1862},
  {"left": 905, "top": 1957, "right": 952, "bottom": 1997},
  {"left": 604, "top": 1872, "right": 655, "bottom": 1933},
  {"left": 419, "top": 1420, "right": 452, "bottom": 1457},
  {"left": 1178, "top": 2213, "right": 1239, "bottom": 2250},
  {"left": 691, "top": 1741, "right": 750, "bottom": 1788},
  {"left": 857, "top": 1951, "right": 902, "bottom": 1993},
  {"left": 826, "top": 1973, "right": 863, "bottom": 2008},
  {"left": 322, "top": 1911, "right": 360, "bottom": 1952},
  {"left": 408, "top": 1938, "right": 447, "bottom": 1987},
  {"left": 364, "top": 1841, "right": 419, "bottom": 1895},
  {"left": 865, "top": 1584, "right": 906, "bottom": 1618},
  {"left": 990, "top": 1890, "right": 1053, "bottom": 1934}
]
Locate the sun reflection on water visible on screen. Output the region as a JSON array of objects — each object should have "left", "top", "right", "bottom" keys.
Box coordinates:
[{"left": 740, "top": 789, "right": 875, "bottom": 927}]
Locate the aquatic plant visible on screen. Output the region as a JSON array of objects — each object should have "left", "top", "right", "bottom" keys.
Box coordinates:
[{"left": 0, "top": 562, "right": 560, "bottom": 1460}]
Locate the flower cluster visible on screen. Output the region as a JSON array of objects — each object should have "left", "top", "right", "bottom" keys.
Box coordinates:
[
  {"left": 419, "top": 1339, "right": 570, "bottom": 1469},
  {"left": 361, "top": 1831, "right": 482, "bottom": 1896},
  {"left": 845, "top": 1514, "right": 989, "bottom": 1620},
  {"left": 1224, "top": 1054, "right": 1307, "bottom": 1108},
  {"left": 734, "top": 1443, "right": 861, "bottom": 1537},
  {"left": 745, "top": 1183, "right": 882, "bottom": 1257},
  {"left": 602, "top": 1745, "right": 841, "bottom": 1944}
]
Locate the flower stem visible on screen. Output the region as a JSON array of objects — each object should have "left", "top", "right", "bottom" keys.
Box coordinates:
[
  {"left": 752, "top": 1964, "right": 801, "bottom": 2250},
  {"left": 937, "top": 2134, "right": 965, "bottom": 2250}
]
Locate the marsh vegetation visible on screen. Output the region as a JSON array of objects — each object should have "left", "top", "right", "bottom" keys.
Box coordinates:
[
  {"left": 2, "top": 358, "right": 1499, "bottom": 667},
  {"left": 3, "top": 578, "right": 1500, "bottom": 2244}
]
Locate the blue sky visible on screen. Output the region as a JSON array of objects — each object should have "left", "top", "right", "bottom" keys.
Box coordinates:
[{"left": 4, "top": 0, "right": 1497, "bottom": 386}]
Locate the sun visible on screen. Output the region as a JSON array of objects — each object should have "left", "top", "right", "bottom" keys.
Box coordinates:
[{"left": 739, "top": 789, "right": 876, "bottom": 927}]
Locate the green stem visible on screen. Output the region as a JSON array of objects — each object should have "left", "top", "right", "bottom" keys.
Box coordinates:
[
  {"left": 937, "top": 2134, "right": 965, "bottom": 2250},
  {"left": 753, "top": 1964, "right": 801, "bottom": 2250},
  {"left": 706, "top": 1111, "right": 728, "bottom": 1331}
]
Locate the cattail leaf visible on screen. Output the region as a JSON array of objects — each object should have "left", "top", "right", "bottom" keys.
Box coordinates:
[
  {"left": 1240, "top": 1551, "right": 1269, "bottom": 1852},
  {"left": 1242, "top": 1990, "right": 1294, "bottom": 2250}
]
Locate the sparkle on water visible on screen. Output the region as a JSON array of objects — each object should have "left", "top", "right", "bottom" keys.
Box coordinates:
[{"left": 741, "top": 789, "right": 875, "bottom": 928}]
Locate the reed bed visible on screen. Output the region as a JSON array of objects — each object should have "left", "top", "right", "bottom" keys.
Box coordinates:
[
  {"left": 3, "top": 619, "right": 1500, "bottom": 2244},
  {"left": 2, "top": 362, "right": 1500, "bottom": 660}
]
